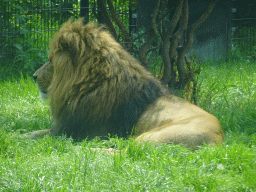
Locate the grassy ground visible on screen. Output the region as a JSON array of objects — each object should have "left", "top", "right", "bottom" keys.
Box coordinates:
[{"left": 0, "top": 60, "right": 256, "bottom": 191}]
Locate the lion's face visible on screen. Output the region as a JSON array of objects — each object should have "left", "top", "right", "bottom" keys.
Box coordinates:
[{"left": 33, "top": 60, "right": 53, "bottom": 100}]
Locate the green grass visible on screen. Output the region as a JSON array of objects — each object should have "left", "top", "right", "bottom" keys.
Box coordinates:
[
  {"left": 0, "top": 60, "right": 256, "bottom": 191},
  {"left": 197, "top": 60, "right": 256, "bottom": 147}
]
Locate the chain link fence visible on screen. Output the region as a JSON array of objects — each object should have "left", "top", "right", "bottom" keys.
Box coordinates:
[{"left": 0, "top": 0, "right": 135, "bottom": 60}]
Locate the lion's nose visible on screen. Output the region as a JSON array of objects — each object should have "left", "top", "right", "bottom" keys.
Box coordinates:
[{"left": 33, "top": 75, "right": 37, "bottom": 82}]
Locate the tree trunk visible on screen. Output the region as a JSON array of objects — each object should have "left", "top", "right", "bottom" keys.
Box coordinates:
[
  {"left": 100, "top": 0, "right": 218, "bottom": 101},
  {"left": 98, "top": 0, "right": 118, "bottom": 40},
  {"left": 80, "top": 0, "right": 89, "bottom": 24}
]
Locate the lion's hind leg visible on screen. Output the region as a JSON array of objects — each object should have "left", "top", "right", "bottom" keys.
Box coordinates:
[{"left": 135, "top": 120, "right": 224, "bottom": 149}]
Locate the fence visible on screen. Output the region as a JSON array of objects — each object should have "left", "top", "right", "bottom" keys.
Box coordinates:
[
  {"left": 231, "top": 1, "right": 256, "bottom": 56},
  {"left": 0, "top": 0, "right": 134, "bottom": 59},
  {"left": 1, "top": 0, "right": 256, "bottom": 61}
]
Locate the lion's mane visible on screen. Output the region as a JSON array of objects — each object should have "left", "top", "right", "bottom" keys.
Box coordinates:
[{"left": 48, "top": 18, "right": 168, "bottom": 140}]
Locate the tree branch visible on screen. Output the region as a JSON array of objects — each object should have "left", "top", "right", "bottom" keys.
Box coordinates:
[
  {"left": 98, "top": 0, "right": 118, "bottom": 40},
  {"left": 106, "top": 0, "right": 132, "bottom": 45},
  {"left": 175, "top": 0, "right": 188, "bottom": 83},
  {"left": 161, "top": 0, "right": 184, "bottom": 84},
  {"left": 176, "top": 0, "right": 217, "bottom": 87},
  {"left": 183, "top": 0, "right": 218, "bottom": 55},
  {"left": 138, "top": 0, "right": 160, "bottom": 68},
  {"left": 166, "top": 0, "right": 184, "bottom": 39}
]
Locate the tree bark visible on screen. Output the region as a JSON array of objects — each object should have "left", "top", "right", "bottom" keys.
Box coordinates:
[
  {"left": 107, "top": 0, "right": 131, "bottom": 45},
  {"left": 168, "top": 0, "right": 188, "bottom": 88},
  {"left": 161, "top": 0, "right": 184, "bottom": 85},
  {"left": 80, "top": 0, "right": 89, "bottom": 24},
  {"left": 98, "top": 0, "right": 118, "bottom": 40},
  {"left": 138, "top": 0, "right": 160, "bottom": 69},
  {"left": 175, "top": 0, "right": 218, "bottom": 88}
]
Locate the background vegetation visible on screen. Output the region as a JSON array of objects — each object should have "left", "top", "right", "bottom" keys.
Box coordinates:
[{"left": 0, "top": 0, "right": 133, "bottom": 79}]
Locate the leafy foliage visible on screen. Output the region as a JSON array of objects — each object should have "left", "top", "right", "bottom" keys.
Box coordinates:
[
  {"left": 0, "top": 0, "right": 137, "bottom": 77},
  {"left": 0, "top": 0, "right": 80, "bottom": 76}
]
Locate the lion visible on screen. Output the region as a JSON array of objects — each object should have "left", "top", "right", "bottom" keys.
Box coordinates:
[{"left": 25, "top": 18, "right": 225, "bottom": 148}]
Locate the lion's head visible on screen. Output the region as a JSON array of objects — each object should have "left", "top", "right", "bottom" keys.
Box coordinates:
[
  {"left": 31, "top": 18, "right": 224, "bottom": 147},
  {"left": 33, "top": 18, "right": 168, "bottom": 140}
]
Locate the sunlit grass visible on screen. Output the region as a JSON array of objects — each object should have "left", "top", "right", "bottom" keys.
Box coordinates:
[
  {"left": 0, "top": 60, "right": 256, "bottom": 191},
  {"left": 0, "top": 74, "right": 51, "bottom": 134},
  {"left": 1, "top": 135, "right": 255, "bottom": 191},
  {"left": 197, "top": 60, "right": 256, "bottom": 147}
]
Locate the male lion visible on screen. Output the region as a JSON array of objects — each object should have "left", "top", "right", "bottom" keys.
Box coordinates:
[{"left": 26, "top": 18, "right": 224, "bottom": 148}]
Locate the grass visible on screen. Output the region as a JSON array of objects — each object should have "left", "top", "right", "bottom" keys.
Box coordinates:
[
  {"left": 0, "top": 59, "right": 256, "bottom": 191},
  {"left": 197, "top": 60, "right": 256, "bottom": 147}
]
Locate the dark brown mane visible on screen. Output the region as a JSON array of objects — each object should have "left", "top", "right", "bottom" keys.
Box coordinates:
[{"left": 48, "top": 18, "right": 167, "bottom": 140}]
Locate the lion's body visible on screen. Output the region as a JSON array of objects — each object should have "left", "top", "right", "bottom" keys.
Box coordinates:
[{"left": 28, "top": 18, "right": 224, "bottom": 148}]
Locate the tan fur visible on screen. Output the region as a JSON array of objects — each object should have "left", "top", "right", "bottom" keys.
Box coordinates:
[{"left": 27, "top": 18, "right": 224, "bottom": 148}]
